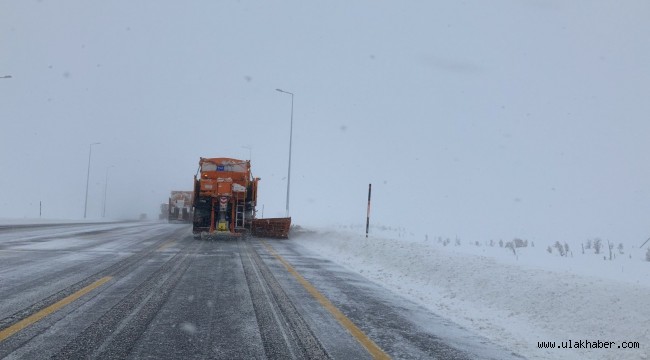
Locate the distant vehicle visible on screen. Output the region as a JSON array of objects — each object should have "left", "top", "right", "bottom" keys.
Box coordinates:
[
  {"left": 192, "top": 157, "right": 290, "bottom": 239},
  {"left": 168, "top": 191, "right": 193, "bottom": 223},
  {"left": 159, "top": 203, "right": 169, "bottom": 220}
]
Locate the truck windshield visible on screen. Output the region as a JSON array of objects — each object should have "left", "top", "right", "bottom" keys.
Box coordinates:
[
  {"left": 202, "top": 163, "right": 217, "bottom": 171},
  {"left": 202, "top": 162, "right": 246, "bottom": 172}
]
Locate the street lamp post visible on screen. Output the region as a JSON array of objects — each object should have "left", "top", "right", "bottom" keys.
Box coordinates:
[
  {"left": 276, "top": 88, "right": 294, "bottom": 218},
  {"left": 102, "top": 165, "right": 114, "bottom": 218},
  {"left": 84, "top": 142, "right": 101, "bottom": 218}
]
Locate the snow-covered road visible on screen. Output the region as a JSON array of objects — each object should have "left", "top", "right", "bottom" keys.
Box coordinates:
[{"left": 0, "top": 220, "right": 521, "bottom": 359}]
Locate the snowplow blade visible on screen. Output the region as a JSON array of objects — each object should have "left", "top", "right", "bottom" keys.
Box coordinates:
[{"left": 251, "top": 217, "right": 291, "bottom": 239}]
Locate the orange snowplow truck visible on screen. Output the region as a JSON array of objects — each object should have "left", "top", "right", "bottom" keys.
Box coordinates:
[{"left": 192, "top": 157, "right": 290, "bottom": 239}]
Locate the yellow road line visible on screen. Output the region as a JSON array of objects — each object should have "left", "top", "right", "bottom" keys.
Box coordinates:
[
  {"left": 156, "top": 239, "right": 176, "bottom": 251},
  {"left": 0, "top": 276, "right": 112, "bottom": 342},
  {"left": 261, "top": 241, "right": 391, "bottom": 360}
]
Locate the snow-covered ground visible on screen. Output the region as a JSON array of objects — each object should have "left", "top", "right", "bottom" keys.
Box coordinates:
[{"left": 292, "top": 226, "right": 650, "bottom": 360}]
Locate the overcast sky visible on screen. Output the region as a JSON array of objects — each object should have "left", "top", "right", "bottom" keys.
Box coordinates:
[{"left": 2, "top": 1, "right": 649, "bottom": 243}]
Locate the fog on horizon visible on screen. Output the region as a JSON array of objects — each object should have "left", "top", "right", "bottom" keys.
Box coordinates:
[{"left": 2, "top": 1, "right": 649, "bottom": 244}]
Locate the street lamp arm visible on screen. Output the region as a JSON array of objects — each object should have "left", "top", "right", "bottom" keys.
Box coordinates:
[{"left": 276, "top": 88, "right": 294, "bottom": 95}]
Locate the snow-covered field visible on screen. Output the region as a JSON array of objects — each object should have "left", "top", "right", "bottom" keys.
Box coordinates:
[{"left": 292, "top": 226, "right": 650, "bottom": 360}]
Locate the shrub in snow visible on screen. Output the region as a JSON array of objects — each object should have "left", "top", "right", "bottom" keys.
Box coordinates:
[
  {"left": 489, "top": 239, "right": 494, "bottom": 247},
  {"left": 475, "top": 241, "right": 480, "bottom": 246},
  {"left": 586, "top": 239, "right": 592, "bottom": 249},
  {"left": 593, "top": 238, "right": 602, "bottom": 254},
  {"left": 513, "top": 238, "right": 527, "bottom": 248},
  {"left": 547, "top": 246, "right": 552, "bottom": 254},
  {"left": 499, "top": 239, "right": 504, "bottom": 247},
  {"left": 564, "top": 243, "right": 570, "bottom": 256},
  {"left": 505, "top": 241, "right": 516, "bottom": 255},
  {"left": 455, "top": 238, "right": 461, "bottom": 246},
  {"left": 618, "top": 243, "right": 624, "bottom": 254},
  {"left": 554, "top": 241, "right": 566, "bottom": 256}
]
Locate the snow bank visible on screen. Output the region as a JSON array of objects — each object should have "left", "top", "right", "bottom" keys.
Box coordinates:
[{"left": 291, "top": 227, "right": 650, "bottom": 360}]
